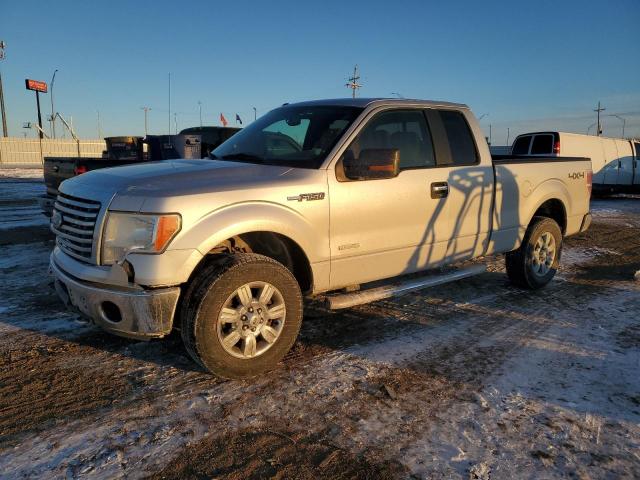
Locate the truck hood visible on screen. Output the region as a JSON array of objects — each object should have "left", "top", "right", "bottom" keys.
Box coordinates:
[
  {"left": 63, "top": 159, "right": 292, "bottom": 195},
  {"left": 58, "top": 159, "right": 324, "bottom": 214}
]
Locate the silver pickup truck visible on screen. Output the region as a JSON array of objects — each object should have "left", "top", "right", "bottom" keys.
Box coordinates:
[{"left": 49, "top": 98, "right": 592, "bottom": 378}]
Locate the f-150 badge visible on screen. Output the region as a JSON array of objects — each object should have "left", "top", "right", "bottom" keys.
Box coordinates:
[{"left": 287, "top": 192, "right": 326, "bottom": 202}]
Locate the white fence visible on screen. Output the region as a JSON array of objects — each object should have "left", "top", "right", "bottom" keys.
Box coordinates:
[{"left": 0, "top": 137, "right": 106, "bottom": 166}]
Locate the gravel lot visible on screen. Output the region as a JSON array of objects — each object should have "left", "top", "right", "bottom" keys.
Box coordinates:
[{"left": 1, "top": 168, "right": 639, "bottom": 479}]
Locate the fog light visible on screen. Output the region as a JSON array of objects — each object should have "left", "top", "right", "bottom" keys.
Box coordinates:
[{"left": 101, "top": 301, "right": 122, "bottom": 323}]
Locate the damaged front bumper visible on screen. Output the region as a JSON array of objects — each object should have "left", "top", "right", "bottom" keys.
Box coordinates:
[{"left": 50, "top": 257, "right": 181, "bottom": 340}]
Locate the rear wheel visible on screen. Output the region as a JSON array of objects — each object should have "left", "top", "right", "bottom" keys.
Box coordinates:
[
  {"left": 506, "top": 216, "right": 562, "bottom": 289},
  {"left": 180, "top": 253, "right": 303, "bottom": 378}
]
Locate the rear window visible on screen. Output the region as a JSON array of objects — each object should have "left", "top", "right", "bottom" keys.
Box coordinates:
[
  {"left": 512, "top": 136, "right": 532, "bottom": 155},
  {"left": 438, "top": 110, "right": 478, "bottom": 165},
  {"left": 531, "top": 134, "right": 553, "bottom": 154}
]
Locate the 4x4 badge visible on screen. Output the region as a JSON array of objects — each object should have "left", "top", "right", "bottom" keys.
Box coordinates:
[{"left": 287, "top": 192, "right": 325, "bottom": 202}]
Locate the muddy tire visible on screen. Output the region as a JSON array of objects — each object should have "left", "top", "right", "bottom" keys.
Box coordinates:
[
  {"left": 506, "top": 216, "right": 562, "bottom": 290},
  {"left": 180, "top": 253, "right": 303, "bottom": 378}
]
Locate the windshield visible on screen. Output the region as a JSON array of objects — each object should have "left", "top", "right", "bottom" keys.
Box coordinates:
[{"left": 211, "top": 105, "right": 363, "bottom": 168}]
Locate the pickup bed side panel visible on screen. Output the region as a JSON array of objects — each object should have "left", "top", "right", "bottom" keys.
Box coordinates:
[{"left": 488, "top": 158, "right": 591, "bottom": 254}]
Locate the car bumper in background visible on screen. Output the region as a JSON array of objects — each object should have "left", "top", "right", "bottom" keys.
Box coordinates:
[
  {"left": 38, "top": 194, "right": 55, "bottom": 217},
  {"left": 50, "top": 256, "right": 181, "bottom": 340}
]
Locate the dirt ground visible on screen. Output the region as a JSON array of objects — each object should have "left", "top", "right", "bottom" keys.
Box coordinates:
[{"left": 0, "top": 169, "right": 639, "bottom": 479}]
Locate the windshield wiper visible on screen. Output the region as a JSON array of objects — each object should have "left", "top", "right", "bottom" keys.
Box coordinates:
[{"left": 220, "top": 153, "right": 264, "bottom": 163}]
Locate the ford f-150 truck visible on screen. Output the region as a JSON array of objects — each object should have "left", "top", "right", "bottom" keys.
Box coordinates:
[{"left": 49, "top": 98, "right": 592, "bottom": 378}]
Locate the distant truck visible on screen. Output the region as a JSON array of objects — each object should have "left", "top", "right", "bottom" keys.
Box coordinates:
[
  {"left": 510, "top": 132, "right": 640, "bottom": 194},
  {"left": 49, "top": 98, "right": 592, "bottom": 378},
  {"left": 179, "top": 126, "right": 241, "bottom": 158},
  {"left": 39, "top": 128, "right": 240, "bottom": 216}
]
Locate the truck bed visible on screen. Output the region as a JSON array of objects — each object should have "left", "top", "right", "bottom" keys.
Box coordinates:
[{"left": 488, "top": 154, "right": 592, "bottom": 255}]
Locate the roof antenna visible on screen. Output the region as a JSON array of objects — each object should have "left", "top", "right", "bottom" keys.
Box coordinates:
[{"left": 345, "top": 65, "right": 362, "bottom": 98}]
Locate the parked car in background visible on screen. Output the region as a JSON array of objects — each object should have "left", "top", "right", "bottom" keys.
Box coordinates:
[
  {"left": 510, "top": 132, "right": 640, "bottom": 194},
  {"left": 49, "top": 98, "right": 592, "bottom": 378}
]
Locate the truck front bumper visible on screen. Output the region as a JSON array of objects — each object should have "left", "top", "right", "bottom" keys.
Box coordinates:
[{"left": 50, "top": 257, "right": 181, "bottom": 340}]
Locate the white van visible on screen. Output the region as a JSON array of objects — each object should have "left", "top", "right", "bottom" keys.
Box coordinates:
[{"left": 511, "top": 132, "right": 640, "bottom": 194}]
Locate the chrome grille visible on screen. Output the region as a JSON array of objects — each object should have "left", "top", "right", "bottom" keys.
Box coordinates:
[{"left": 51, "top": 192, "right": 101, "bottom": 263}]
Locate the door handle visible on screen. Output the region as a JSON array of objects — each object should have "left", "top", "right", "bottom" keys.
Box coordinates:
[{"left": 431, "top": 182, "right": 449, "bottom": 199}]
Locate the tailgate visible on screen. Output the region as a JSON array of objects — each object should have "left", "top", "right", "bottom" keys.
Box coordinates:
[{"left": 44, "top": 158, "right": 78, "bottom": 193}]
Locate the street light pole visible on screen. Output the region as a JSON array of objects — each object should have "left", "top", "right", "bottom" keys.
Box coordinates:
[
  {"left": 608, "top": 114, "right": 626, "bottom": 138},
  {"left": 0, "top": 41, "right": 8, "bottom": 137},
  {"left": 140, "top": 106, "right": 151, "bottom": 136},
  {"left": 50, "top": 69, "right": 58, "bottom": 138}
]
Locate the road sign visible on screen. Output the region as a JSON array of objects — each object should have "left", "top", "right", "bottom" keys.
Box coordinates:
[{"left": 25, "top": 79, "right": 48, "bottom": 93}]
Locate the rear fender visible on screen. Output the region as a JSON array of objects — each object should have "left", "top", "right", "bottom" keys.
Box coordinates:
[{"left": 524, "top": 179, "right": 570, "bottom": 229}]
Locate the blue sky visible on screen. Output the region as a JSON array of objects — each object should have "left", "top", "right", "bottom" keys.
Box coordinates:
[{"left": 1, "top": 0, "right": 639, "bottom": 143}]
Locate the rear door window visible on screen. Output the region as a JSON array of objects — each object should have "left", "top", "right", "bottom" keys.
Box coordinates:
[
  {"left": 438, "top": 110, "right": 479, "bottom": 165},
  {"left": 512, "top": 135, "right": 532, "bottom": 155},
  {"left": 531, "top": 134, "right": 553, "bottom": 155}
]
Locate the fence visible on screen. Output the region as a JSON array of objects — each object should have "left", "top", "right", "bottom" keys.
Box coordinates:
[{"left": 0, "top": 137, "right": 106, "bottom": 166}]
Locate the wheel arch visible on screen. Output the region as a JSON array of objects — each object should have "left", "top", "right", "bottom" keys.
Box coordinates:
[
  {"left": 530, "top": 198, "right": 567, "bottom": 234},
  {"left": 188, "top": 231, "right": 314, "bottom": 294},
  {"left": 524, "top": 179, "right": 570, "bottom": 234}
]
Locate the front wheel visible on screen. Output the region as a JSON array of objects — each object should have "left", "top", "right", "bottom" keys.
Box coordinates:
[
  {"left": 506, "top": 216, "right": 562, "bottom": 289},
  {"left": 180, "top": 253, "right": 303, "bottom": 378}
]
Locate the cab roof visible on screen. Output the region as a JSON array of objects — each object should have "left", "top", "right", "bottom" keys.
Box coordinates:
[{"left": 283, "top": 97, "right": 469, "bottom": 110}]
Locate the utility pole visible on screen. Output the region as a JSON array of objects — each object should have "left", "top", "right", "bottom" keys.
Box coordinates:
[
  {"left": 594, "top": 101, "right": 605, "bottom": 136},
  {"left": 198, "top": 101, "right": 202, "bottom": 127},
  {"left": 168, "top": 72, "right": 171, "bottom": 135},
  {"left": 0, "top": 41, "right": 8, "bottom": 137},
  {"left": 345, "top": 65, "right": 362, "bottom": 98},
  {"left": 50, "top": 69, "right": 58, "bottom": 138},
  {"left": 140, "top": 106, "right": 151, "bottom": 136}
]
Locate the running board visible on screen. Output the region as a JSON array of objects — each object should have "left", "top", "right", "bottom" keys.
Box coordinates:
[{"left": 324, "top": 264, "right": 487, "bottom": 310}]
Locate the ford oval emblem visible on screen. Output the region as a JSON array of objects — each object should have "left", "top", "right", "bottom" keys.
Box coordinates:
[{"left": 51, "top": 211, "right": 63, "bottom": 229}]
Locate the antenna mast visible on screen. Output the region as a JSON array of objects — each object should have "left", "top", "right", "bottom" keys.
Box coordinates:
[{"left": 345, "top": 65, "right": 362, "bottom": 98}]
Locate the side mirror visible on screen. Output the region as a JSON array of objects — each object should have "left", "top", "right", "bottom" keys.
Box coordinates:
[{"left": 343, "top": 148, "right": 400, "bottom": 180}]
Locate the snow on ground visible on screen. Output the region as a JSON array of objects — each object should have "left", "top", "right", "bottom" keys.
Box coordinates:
[
  {"left": 0, "top": 171, "right": 47, "bottom": 230},
  {"left": 562, "top": 245, "right": 621, "bottom": 265},
  {"left": 0, "top": 171, "right": 638, "bottom": 478},
  {"left": 0, "top": 167, "right": 44, "bottom": 179}
]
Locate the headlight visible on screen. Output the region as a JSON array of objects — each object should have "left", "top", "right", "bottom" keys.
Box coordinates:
[{"left": 101, "top": 212, "right": 181, "bottom": 265}]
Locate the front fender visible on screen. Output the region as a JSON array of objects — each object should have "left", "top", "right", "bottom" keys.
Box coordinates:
[{"left": 169, "top": 201, "right": 328, "bottom": 265}]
